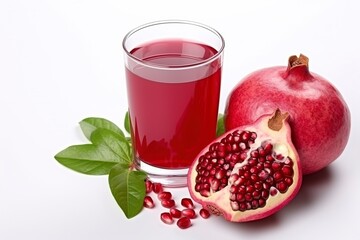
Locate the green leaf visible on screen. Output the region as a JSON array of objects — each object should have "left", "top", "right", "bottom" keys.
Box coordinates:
[
  {"left": 90, "top": 128, "right": 132, "bottom": 164},
  {"left": 216, "top": 113, "right": 225, "bottom": 137},
  {"left": 79, "top": 117, "right": 124, "bottom": 140},
  {"left": 124, "top": 111, "right": 131, "bottom": 134},
  {"left": 125, "top": 136, "right": 132, "bottom": 145},
  {"left": 109, "top": 164, "right": 147, "bottom": 219},
  {"left": 54, "top": 144, "right": 120, "bottom": 175}
]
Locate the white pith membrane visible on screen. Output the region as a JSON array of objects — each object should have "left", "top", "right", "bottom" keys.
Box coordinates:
[{"left": 188, "top": 110, "right": 301, "bottom": 222}]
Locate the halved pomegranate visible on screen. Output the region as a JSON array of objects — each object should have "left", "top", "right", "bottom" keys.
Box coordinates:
[{"left": 187, "top": 109, "right": 302, "bottom": 222}]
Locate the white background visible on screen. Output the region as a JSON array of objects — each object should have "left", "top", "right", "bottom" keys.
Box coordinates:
[{"left": 1, "top": 0, "right": 359, "bottom": 239}]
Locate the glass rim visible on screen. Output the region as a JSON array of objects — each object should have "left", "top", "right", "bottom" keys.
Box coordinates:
[{"left": 122, "top": 20, "right": 225, "bottom": 70}]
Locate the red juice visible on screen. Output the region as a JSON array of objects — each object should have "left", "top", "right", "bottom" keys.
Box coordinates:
[{"left": 126, "top": 39, "right": 222, "bottom": 169}]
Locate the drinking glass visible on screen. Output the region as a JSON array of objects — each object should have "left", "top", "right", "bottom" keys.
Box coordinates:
[{"left": 123, "top": 20, "right": 225, "bottom": 187}]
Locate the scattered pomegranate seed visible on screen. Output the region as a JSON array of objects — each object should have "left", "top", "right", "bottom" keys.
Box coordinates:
[
  {"left": 199, "top": 208, "right": 210, "bottom": 219},
  {"left": 158, "top": 191, "right": 172, "bottom": 201},
  {"left": 160, "top": 212, "right": 174, "bottom": 224},
  {"left": 181, "top": 198, "right": 195, "bottom": 209},
  {"left": 152, "top": 182, "right": 163, "bottom": 194},
  {"left": 143, "top": 184, "right": 208, "bottom": 229},
  {"left": 181, "top": 208, "right": 196, "bottom": 219},
  {"left": 169, "top": 208, "right": 182, "bottom": 218},
  {"left": 177, "top": 217, "right": 192, "bottom": 229},
  {"left": 161, "top": 199, "right": 175, "bottom": 208},
  {"left": 145, "top": 180, "right": 153, "bottom": 193},
  {"left": 143, "top": 196, "right": 155, "bottom": 208}
]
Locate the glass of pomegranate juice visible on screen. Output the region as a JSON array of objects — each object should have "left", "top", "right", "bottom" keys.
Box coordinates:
[{"left": 123, "top": 20, "right": 224, "bottom": 187}]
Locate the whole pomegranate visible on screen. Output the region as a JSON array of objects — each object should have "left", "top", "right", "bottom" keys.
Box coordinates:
[
  {"left": 188, "top": 110, "right": 301, "bottom": 222},
  {"left": 225, "top": 54, "right": 351, "bottom": 175}
]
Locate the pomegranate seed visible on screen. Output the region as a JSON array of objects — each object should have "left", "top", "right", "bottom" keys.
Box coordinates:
[
  {"left": 266, "top": 176, "right": 274, "bottom": 185},
  {"left": 284, "top": 177, "right": 293, "bottom": 185},
  {"left": 181, "top": 198, "right": 195, "bottom": 209},
  {"left": 282, "top": 165, "right": 294, "bottom": 177},
  {"left": 233, "top": 135, "right": 240, "bottom": 142},
  {"left": 160, "top": 212, "right": 174, "bottom": 224},
  {"left": 270, "top": 188, "right": 278, "bottom": 196},
  {"left": 259, "top": 199, "right": 266, "bottom": 207},
  {"left": 226, "top": 134, "right": 233, "bottom": 142},
  {"left": 254, "top": 182, "right": 263, "bottom": 190},
  {"left": 243, "top": 171, "right": 251, "bottom": 180},
  {"left": 284, "top": 157, "right": 293, "bottom": 166},
  {"left": 236, "top": 193, "right": 245, "bottom": 202},
  {"left": 251, "top": 199, "right": 259, "bottom": 209},
  {"left": 263, "top": 182, "right": 271, "bottom": 190},
  {"left": 231, "top": 201, "right": 239, "bottom": 211},
  {"left": 177, "top": 217, "right": 192, "bottom": 229},
  {"left": 244, "top": 193, "right": 253, "bottom": 201},
  {"left": 234, "top": 176, "right": 246, "bottom": 186},
  {"left": 215, "top": 169, "right": 226, "bottom": 179},
  {"left": 273, "top": 171, "right": 284, "bottom": 182},
  {"left": 250, "top": 132, "right": 257, "bottom": 140},
  {"left": 252, "top": 190, "right": 261, "bottom": 199},
  {"left": 250, "top": 150, "right": 259, "bottom": 158},
  {"left": 241, "top": 131, "right": 250, "bottom": 141},
  {"left": 239, "top": 142, "right": 247, "bottom": 150},
  {"left": 266, "top": 155, "right": 275, "bottom": 162},
  {"left": 230, "top": 193, "right": 236, "bottom": 201},
  {"left": 263, "top": 142, "right": 273, "bottom": 153},
  {"left": 199, "top": 208, "right": 210, "bottom": 219},
  {"left": 250, "top": 173, "right": 259, "bottom": 182},
  {"left": 161, "top": 199, "right": 175, "bottom": 208},
  {"left": 246, "top": 185, "right": 255, "bottom": 193},
  {"left": 229, "top": 185, "right": 238, "bottom": 193},
  {"left": 158, "top": 191, "right": 172, "bottom": 200},
  {"left": 271, "top": 162, "right": 282, "bottom": 171},
  {"left": 276, "top": 181, "right": 288, "bottom": 193},
  {"left": 143, "top": 196, "right": 155, "bottom": 208},
  {"left": 210, "top": 179, "right": 220, "bottom": 191},
  {"left": 229, "top": 174, "right": 239, "bottom": 184},
  {"left": 145, "top": 180, "right": 153, "bottom": 193},
  {"left": 258, "top": 147, "right": 266, "bottom": 156},
  {"left": 182, "top": 208, "right": 196, "bottom": 219},
  {"left": 169, "top": 208, "right": 182, "bottom": 218},
  {"left": 261, "top": 190, "right": 269, "bottom": 199},
  {"left": 248, "top": 159, "right": 257, "bottom": 166},
  {"left": 152, "top": 182, "right": 163, "bottom": 194}
]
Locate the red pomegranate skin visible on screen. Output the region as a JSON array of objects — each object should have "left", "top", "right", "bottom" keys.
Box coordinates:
[{"left": 225, "top": 57, "right": 351, "bottom": 175}]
